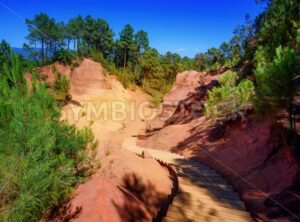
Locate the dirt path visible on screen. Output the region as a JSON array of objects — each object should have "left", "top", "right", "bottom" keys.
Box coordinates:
[
  {"left": 123, "top": 136, "right": 252, "bottom": 222},
  {"left": 65, "top": 83, "right": 251, "bottom": 221},
  {"left": 44, "top": 60, "right": 251, "bottom": 221},
  {"left": 39, "top": 59, "right": 173, "bottom": 222}
]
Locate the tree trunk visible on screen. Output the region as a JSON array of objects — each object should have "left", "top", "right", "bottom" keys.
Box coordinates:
[
  {"left": 77, "top": 38, "right": 80, "bottom": 52},
  {"left": 288, "top": 101, "right": 295, "bottom": 130},
  {"left": 34, "top": 42, "right": 37, "bottom": 61},
  {"left": 41, "top": 38, "right": 45, "bottom": 64},
  {"left": 123, "top": 52, "right": 127, "bottom": 70},
  {"left": 45, "top": 41, "right": 48, "bottom": 64}
]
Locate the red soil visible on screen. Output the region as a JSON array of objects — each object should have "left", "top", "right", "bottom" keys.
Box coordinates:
[
  {"left": 36, "top": 59, "right": 173, "bottom": 222},
  {"left": 149, "top": 70, "right": 218, "bottom": 130},
  {"left": 70, "top": 59, "right": 112, "bottom": 96},
  {"left": 37, "top": 61, "right": 72, "bottom": 83},
  {"left": 41, "top": 177, "right": 152, "bottom": 222},
  {"left": 138, "top": 70, "right": 300, "bottom": 221}
]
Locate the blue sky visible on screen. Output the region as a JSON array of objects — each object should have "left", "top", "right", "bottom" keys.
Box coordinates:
[{"left": 0, "top": 0, "right": 265, "bottom": 57}]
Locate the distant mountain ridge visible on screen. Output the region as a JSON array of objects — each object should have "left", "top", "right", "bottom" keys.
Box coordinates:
[{"left": 13, "top": 47, "right": 41, "bottom": 60}]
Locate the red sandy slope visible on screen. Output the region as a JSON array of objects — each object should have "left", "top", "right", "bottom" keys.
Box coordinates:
[
  {"left": 138, "top": 70, "right": 300, "bottom": 221},
  {"left": 35, "top": 59, "right": 173, "bottom": 222}
]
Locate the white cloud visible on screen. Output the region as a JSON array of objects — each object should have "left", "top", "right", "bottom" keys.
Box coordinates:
[{"left": 177, "top": 48, "right": 186, "bottom": 52}]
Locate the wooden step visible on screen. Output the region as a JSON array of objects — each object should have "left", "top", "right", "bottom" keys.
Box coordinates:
[
  {"left": 178, "top": 178, "right": 238, "bottom": 196},
  {"left": 173, "top": 192, "right": 245, "bottom": 210},
  {"left": 164, "top": 214, "right": 222, "bottom": 222},
  {"left": 163, "top": 215, "right": 221, "bottom": 222},
  {"left": 166, "top": 204, "right": 251, "bottom": 222},
  {"left": 176, "top": 169, "right": 222, "bottom": 178},
  {"left": 177, "top": 164, "right": 216, "bottom": 173},
  {"left": 176, "top": 183, "right": 245, "bottom": 210},
  {"left": 123, "top": 135, "right": 251, "bottom": 222},
  {"left": 179, "top": 173, "right": 227, "bottom": 184},
  {"left": 171, "top": 201, "right": 249, "bottom": 218},
  {"left": 180, "top": 188, "right": 244, "bottom": 207},
  {"left": 179, "top": 178, "right": 230, "bottom": 190},
  {"left": 176, "top": 167, "right": 225, "bottom": 180}
]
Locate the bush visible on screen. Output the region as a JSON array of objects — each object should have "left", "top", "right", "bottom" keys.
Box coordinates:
[
  {"left": 115, "top": 68, "right": 135, "bottom": 89},
  {"left": 90, "top": 48, "right": 106, "bottom": 65},
  {"left": 52, "top": 66, "right": 71, "bottom": 103},
  {"left": 52, "top": 48, "right": 74, "bottom": 65},
  {"left": 204, "top": 70, "right": 254, "bottom": 118},
  {"left": 254, "top": 46, "right": 297, "bottom": 127},
  {"left": 105, "top": 62, "right": 137, "bottom": 89},
  {"left": 0, "top": 54, "right": 94, "bottom": 221},
  {"left": 141, "top": 77, "right": 172, "bottom": 107},
  {"left": 218, "top": 70, "right": 237, "bottom": 87}
]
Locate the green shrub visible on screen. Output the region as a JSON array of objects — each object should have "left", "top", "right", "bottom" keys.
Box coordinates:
[
  {"left": 204, "top": 71, "right": 254, "bottom": 118},
  {"left": 141, "top": 78, "right": 172, "bottom": 107},
  {"left": 254, "top": 46, "right": 297, "bottom": 127},
  {"left": 90, "top": 48, "right": 106, "bottom": 65},
  {"left": 0, "top": 54, "right": 94, "bottom": 222},
  {"left": 218, "top": 70, "right": 237, "bottom": 87},
  {"left": 105, "top": 63, "right": 137, "bottom": 89},
  {"left": 116, "top": 68, "right": 135, "bottom": 89},
  {"left": 52, "top": 48, "right": 74, "bottom": 65},
  {"left": 52, "top": 66, "right": 71, "bottom": 103}
]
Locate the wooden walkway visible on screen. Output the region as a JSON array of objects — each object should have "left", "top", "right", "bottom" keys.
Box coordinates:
[{"left": 123, "top": 137, "right": 252, "bottom": 222}]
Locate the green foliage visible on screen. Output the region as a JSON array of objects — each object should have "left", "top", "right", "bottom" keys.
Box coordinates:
[
  {"left": 134, "top": 30, "right": 149, "bottom": 55},
  {"left": 23, "top": 5, "right": 299, "bottom": 113},
  {"left": 52, "top": 48, "right": 75, "bottom": 65},
  {"left": 239, "top": 0, "right": 300, "bottom": 129},
  {"left": 219, "top": 70, "right": 237, "bottom": 87},
  {"left": 25, "top": 13, "right": 60, "bottom": 64},
  {"left": 181, "top": 56, "right": 196, "bottom": 71},
  {"left": 25, "top": 14, "right": 114, "bottom": 64},
  {"left": 161, "top": 52, "right": 181, "bottom": 82},
  {"left": 140, "top": 48, "right": 161, "bottom": 79},
  {"left": 253, "top": 45, "right": 268, "bottom": 67},
  {"left": 255, "top": 0, "right": 300, "bottom": 60},
  {"left": 194, "top": 53, "right": 207, "bottom": 71},
  {"left": 254, "top": 46, "right": 297, "bottom": 126},
  {"left": 23, "top": 13, "right": 189, "bottom": 102},
  {"left": 115, "top": 67, "right": 136, "bottom": 89},
  {"left": 0, "top": 53, "right": 94, "bottom": 221},
  {"left": 115, "top": 24, "right": 136, "bottom": 68},
  {"left": 86, "top": 18, "right": 114, "bottom": 57},
  {"left": 0, "top": 40, "right": 39, "bottom": 80},
  {"left": 192, "top": 14, "right": 255, "bottom": 72},
  {"left": 201, "top": 0, "right": 299, "bottom": 125},
  {"left": 0, "top": 40, "right": 11, "bottom": 72},
  {"left": 52, "top": 66, "right": 71, "bottom": 103},
  {"left": 100, "top": 46, "right": 179, "bottom": 98},
  {"left": 114, "top": 29, "right": 150, "bottom": 72},
  {"left": 90, "top": 48, "right": 108, "bottom": 67},
  {"left": 205, "top": 71, "right": 254, "bottom": 118},
  {"left": 138, "top": 48, "right": 177, "bottom": 104}
]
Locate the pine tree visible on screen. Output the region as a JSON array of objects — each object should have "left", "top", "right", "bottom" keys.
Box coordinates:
[
  {"left": 0, "top": 52, "right": 93, "bottom": 222},
  {"left": 255, "top": 46, "right": 297, "bottom": 128},
  {"left": 116, "top": 24, "right": 135, "bottom": 68}
]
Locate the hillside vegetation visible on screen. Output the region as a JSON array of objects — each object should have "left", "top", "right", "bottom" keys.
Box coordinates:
[
  {"left": 0, "top": 0, "right": 299, "bottom": 221},
  {"left": 17, "top": 0, "right": 300, "bottom": 118},
  {"left": 203, "top": 0, "right": 300, "bottom": 130},
  {"left": 204, "top": 70, "right": 255, "bottom": 118},
  {"left": 0, "top": 54, "right": 94, "bottom": 221}
]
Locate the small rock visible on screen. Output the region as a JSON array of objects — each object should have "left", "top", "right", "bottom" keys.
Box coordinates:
[{"left": 141, "top": 150, "right": 152, "bottom": 159}]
